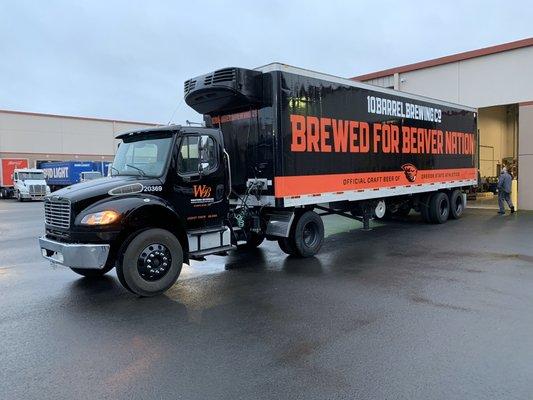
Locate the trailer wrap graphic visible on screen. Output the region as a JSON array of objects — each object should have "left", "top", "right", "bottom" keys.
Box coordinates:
[
  {"left": 275, "top": 72, "right": 477, "bottom": 197},
  {"left": 208, "top": 69, "right": 476, "bottom": 199}
]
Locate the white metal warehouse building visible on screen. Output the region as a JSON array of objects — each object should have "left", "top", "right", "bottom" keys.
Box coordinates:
[
  {"left": 0, "top": 109, "right": 158, "bottom": 168},
  {"left": 353, "top": 37, "right": 533, "bottom": 210}
]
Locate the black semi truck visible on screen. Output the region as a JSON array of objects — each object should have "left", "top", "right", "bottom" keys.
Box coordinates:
[{"left": 39, "top": 64, "right": 477, "bottom": 296}]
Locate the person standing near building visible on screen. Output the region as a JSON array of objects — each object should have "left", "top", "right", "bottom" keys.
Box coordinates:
[{"left": 497, "top": 167, "right": 515, "bottom": 214}]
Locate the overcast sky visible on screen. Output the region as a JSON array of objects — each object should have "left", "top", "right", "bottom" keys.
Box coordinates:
[{"left": 1, "top": 0, "right": 532, "bottom": 124}]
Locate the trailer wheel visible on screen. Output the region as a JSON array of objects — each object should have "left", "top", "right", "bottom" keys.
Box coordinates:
[
  {"left": 70, "top": 263, "right": 114, "bottom": 278},
  {"left": 420, "top": 193, "right": 432, "bottom": 223},
  {"left": 395, "top": 204, "right": 411, "bottom": 217},
  {"left": 448, "top": 190, "right": 465, "bottom": 219},
  {"left": 290, "top": 210, "right": 324, "bottom": 257},
  {"left": 429, "top": 192, "right": 450, "bottom": 224},
  {"left": 116, "top": 228, "right": 183, "bottom": 297}
]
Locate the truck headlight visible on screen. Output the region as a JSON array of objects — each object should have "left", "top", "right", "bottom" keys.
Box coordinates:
[{"left": 80, "top": 210, "right": 120, "bottom": 225}]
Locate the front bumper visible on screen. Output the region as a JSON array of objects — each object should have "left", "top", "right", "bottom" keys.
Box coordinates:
[{"left": 39, "top": 237, "right": 110, "bottom": 269}]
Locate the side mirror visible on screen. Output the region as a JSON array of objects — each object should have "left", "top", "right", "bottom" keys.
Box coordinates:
[{"left": 198, "top": 162, "right": 209, "bottom": 176}]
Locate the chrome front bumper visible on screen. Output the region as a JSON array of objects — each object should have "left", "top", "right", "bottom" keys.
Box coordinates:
[{"left": 39, "top": 237, "right": 110, "bottom": 270}]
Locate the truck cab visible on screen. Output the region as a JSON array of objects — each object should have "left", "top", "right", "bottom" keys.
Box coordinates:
[
  {"left": 13, "top": 168, "right": 50, "bottom": 201},
  {"left": 39, "top": 126, "right": 234, "bottom": 296}
]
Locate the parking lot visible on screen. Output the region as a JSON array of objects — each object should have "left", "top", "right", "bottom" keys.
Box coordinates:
[{"left": 1, "top": 199, "right": 533, "bottom": 399}]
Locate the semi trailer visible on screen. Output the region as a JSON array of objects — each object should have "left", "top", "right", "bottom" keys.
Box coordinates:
[
  {"left": 39, "top": 161, "right": 111, "bottom": 191},
  {"left": 39, "top": 63, "right": 477, "bottom": 296}
]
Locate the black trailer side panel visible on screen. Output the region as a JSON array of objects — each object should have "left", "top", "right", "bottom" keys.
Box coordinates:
[{"left": 273, "top": 70, "right": 477, "bottom": 199}]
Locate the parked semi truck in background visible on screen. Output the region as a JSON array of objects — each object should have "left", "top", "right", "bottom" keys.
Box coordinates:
[
  {"left": 39, "top": 161, "right": 111, "bottom": 191},
  {"left": 1, "top": 158, "right": 50, "bottom": 200},
  {"left": 39, "top": 63, "right": 478, "bottom": 296}
]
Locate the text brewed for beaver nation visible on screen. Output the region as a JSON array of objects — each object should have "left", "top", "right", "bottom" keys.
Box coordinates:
[{"left": 289, "top": 114, "right": 474, "bottom": 155}]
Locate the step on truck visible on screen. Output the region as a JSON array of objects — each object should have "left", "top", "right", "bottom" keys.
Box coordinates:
[{"left": 39, "top": 63, "right": 478, "bottom": 296}]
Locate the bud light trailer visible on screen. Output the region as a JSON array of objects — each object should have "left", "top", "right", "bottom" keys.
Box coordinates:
[
  {"left": 40, "top": 161, "right": 108, "bottom": 190},
  {"left": 38, "top": 64, "right": 477, "bottom": 296}
]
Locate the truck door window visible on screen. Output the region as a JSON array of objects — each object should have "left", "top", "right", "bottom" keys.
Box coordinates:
[{"left": 178, "top": 135, "right": 217, "bottom": 175}]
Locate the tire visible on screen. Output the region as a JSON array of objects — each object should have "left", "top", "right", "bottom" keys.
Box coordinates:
[
  {"left": 429, "top": 192, "right": 450, "bottom": 224},
  {"left": 420, "top": 193, "right": 432, "bottom": 223},
  {"left": 16, "top": 191, "right": 23, "bottom": 202},
  {"left": 395, "top": 204, "right": 411, "bottom": 217},
  {"left": 239, "top": 232, "right": 265, "bottom": 249},
  {"left": 116, "top": 228, "right": 183, "bottom": 297},
  {"left": 291, "top": 210, "right": 324, "bottom": 258},
  {"left": 385, "top": 204, "right": 411, "bottom": 219},
  {"left": 71, "top": 263, "right": 114, "bottom": 278},
  {"left": 448, "top": 190, "right": 465, "bottom": 219},
  {"left": 278, "top": 237, "right": 298, "bottom": 256}
]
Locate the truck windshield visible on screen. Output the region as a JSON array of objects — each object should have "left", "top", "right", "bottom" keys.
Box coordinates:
[
  {"left": 112, "top": 132, "right": 173, "bottom": 177},
  {"left": 19, "top": 172, "right": 44, "bottom": 180},
  {"left": 82, "top": 172, "right": 102, "bottom": 180}
]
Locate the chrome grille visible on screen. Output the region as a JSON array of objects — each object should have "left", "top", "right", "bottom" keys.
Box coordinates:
[
  {"left": 44, "top": 198, "right": 71, "bottom": 229},
  {"left": 29, "top": 185, "right": 47, "bottom": 195}
]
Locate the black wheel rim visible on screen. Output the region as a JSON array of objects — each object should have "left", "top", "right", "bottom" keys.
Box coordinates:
[
  {"left": 302, "top": 222, "right": 319, "bottom": 248},
  {"left": 137, "top": 243, "right": 172, "bottom": 282}
]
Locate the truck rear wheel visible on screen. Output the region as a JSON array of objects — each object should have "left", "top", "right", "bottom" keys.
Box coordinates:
[
  {"left": 290, "top": 210, "right": 324, "bottom": 257},
  {"left": 116, "top": 228, "right": 183, "bottom": 297},
  {"left": 239, "top": 232, "right": 265, "bottom": 249},
  {"left": 448, "top": 190, "right": 465, "bottom": 219},
  {"left": 429, "top": 192, "right": 450, "bottom": 224}
]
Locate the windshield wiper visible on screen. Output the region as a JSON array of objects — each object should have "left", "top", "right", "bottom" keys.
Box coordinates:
[
  {"left": 110, "top": 166, "right": 120, "bottom": 176},
  {"left": 125, "top": 164, "right": 146, "bottom": 176}
]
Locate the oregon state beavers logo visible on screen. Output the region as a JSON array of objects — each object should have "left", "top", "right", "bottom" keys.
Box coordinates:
[{"left": 401, "top": 163, "right": 418, "bottom": 182}]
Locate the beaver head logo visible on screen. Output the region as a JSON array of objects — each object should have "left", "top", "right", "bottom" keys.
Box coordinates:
[{"left": 401, "top": 163, "right": 418, "bottom": 182}]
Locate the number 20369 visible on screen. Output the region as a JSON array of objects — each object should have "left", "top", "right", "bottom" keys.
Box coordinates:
[{"left": 143, "top": 185, "right": 163, "bottom": 192}]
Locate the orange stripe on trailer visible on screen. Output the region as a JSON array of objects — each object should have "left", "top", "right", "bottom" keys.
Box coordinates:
[{"left": 274, "top": 168, "right": 476, "bottom": 197}]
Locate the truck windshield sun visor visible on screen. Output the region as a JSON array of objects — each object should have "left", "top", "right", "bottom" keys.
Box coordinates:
[{"left": 112, "top": 132, "right": 173, "bottom": 178}]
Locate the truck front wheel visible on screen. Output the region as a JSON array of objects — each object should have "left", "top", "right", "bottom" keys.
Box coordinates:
[{"left": 116, "top": 228, "right": 183, "bottom": 297}]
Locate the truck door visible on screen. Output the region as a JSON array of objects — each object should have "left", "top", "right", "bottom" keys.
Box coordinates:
[{"left": 172, "top": 131, "right": 228, "bottom": 230}]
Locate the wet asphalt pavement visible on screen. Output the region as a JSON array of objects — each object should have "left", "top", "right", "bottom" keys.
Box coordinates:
[{"left": 1, "top": 200, "right": 533, "bottom": 400}]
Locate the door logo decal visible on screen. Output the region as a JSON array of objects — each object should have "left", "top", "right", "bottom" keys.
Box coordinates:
[{"left": 193, "top": 185, "right": 212, "bottom": 198}]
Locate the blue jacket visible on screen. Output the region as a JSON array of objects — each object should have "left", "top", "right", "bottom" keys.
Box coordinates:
[{"left": 498, "top": 171, "right": 512, "bottom": 194}]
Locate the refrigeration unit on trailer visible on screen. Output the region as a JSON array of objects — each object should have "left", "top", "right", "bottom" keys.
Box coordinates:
[{"left": 39, "top": 63, "right": 477, "bottom": 296}]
